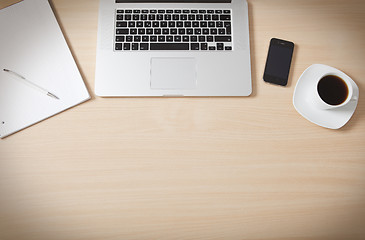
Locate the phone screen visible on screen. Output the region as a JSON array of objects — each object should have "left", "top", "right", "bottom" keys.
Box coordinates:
[{"left": 263, "top": 38, "right": 294, "bottom": 86}]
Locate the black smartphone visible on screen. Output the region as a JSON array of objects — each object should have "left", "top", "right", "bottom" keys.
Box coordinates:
[{"left": 263, "top": 38, "right": 294, "bottom": 86}]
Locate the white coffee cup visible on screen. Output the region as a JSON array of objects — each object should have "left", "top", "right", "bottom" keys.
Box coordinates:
[{"left": 311, "top": 72, "right": 358, "bottom": 110}]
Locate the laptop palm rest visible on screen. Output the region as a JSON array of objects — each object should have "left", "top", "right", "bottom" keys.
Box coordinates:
[{"left": 150, "top": 58, "right": 197, "bottom": 90}]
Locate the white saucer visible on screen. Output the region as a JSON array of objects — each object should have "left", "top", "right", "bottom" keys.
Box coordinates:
[{"left": 293, "top": 64, "right": 359, "bottom": 129}]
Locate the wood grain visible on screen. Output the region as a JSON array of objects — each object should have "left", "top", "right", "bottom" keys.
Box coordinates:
[{"left": 1, "top": 0, "right": 365, "bottom": 239}]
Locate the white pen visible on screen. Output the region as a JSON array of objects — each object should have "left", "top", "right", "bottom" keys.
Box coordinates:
[{"left": 3, "top": 69, "right": 59, "bottom": 100}]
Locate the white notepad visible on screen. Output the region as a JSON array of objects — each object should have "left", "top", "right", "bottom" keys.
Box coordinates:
[{"left": 0, "top": 0, "right": 90, "bottom": 138}]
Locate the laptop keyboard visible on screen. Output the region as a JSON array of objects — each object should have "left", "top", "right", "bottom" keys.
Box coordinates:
[{"left": 114, "top": 9, "right": 232, "bottom": 51}]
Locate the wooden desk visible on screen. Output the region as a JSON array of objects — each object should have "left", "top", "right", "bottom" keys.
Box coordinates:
[{"left": 1, "top": 0, "right": 365, "bottom": 239}]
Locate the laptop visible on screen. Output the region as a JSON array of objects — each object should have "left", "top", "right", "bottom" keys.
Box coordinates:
[{"left": 95, "top": 0, "right": 251, "bottom": 97}]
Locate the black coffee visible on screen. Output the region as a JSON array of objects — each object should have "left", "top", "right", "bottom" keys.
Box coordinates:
[{"left": 317, "top": 75, "right": 348, "bottom": 106}]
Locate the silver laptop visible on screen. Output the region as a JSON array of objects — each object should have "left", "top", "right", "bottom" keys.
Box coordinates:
[{"left": 95, "top": 0, "right": 251, "bottom": 97}]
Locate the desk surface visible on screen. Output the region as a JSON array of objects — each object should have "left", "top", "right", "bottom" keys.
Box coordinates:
[{"left": 1, "top": 0, "right": 365, "bottom": 239}]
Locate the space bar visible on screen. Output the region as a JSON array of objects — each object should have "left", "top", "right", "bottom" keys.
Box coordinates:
[{"left": 150, "top": 43, "right": 189, "bottom": 50}]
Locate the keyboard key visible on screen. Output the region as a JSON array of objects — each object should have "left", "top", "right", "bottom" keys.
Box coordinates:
[
  {"left": 115, "top": 43, "right": 122, "bottom": 50},
  {"left": 158, "top": 10, "right": 165, "bottom": 14},
  {"left": 117, "top": 15, "right": 123, "bottom": 20},
  {"left": 168, "top": 21, "right": 175, "bottom": 27},
  {"left": 174, "top": 36, "right": 182, "bottom": 42},
  {"left": 199, "top": 10, "right": 206, "bottom": 14},
  {"left": 194, "top": 28, "right": 202, "bottom": 35},
  {"left": 161, "top": 21, "right": 168, "bottom": 27},
  {"left": 162, "top": 28, "right": 169, "bottom": 34},
  {"left": 150, "top": 43, "right": 189, "bottom": 50},
  {"left": 150, "top": 36, "right": 157, "bottom": 42},
  {"left": 128, "top": 21, "right": 136, "bottom": 27},
  {"left": 207, "top": 36, "right": 213, "bottom": 42},
  {"left": 153, "top": 21, "right": 159, "bottom": 27},
  {"left": 177, "top": 21, "right": 184, "bottom": 28},
  {"left": 138, "top": 28, "right": 145, "bottom": 34},
  {"left": 130, "top": 28, "right": 137, "bottom": 34},
  {"left": 225, "top": 46, "right": 232, "bottom": 50},
  {"left": 196, "top": 14, "right": 203, "bottom": 20},
  {"left": 140, "top": 43, "right": 149, "bottom": 50},
  {"left": 191, "top": 10, "right": 198, "bottom": 14},
  {"left": 190, "top": 36, "right": 197, "bottom": 42},
  {"left": 133, "top": 15, "right": 139, "bottom": 20},
  {"left": 217, "top": 43, "right": 224, "bottom": 50},
  {"left": 132, "top": 43, "right": 139, "bottom": 50},
  {"left": 142, "top": 36, "right": 149, "bottom": 42},
  {"left": 117, "top": 10, "right": 124, "bottom": 14},
  {"left": 183, "top": 36, "right": 189, "bottom": 42},
  {"left": 137, "top": 21, "right": 143, "bottom": 27},
  {"left": 166, "top": 10, "right": 173, "bottom": 14},
  {"left": 134, "top": 36, "right": 141, "bottom": 42},
  {"left": 116, "top": 36, "right": 125, "bottom": 42},
  {"left": 154, "top": 28, "right": 161, "bottom": 34},
  {"left": 192, "top": 21, "right": 199, "bottom": 28},
  {"left": 150, "top": 10, "right": 157, "bottom": 13},
  {"left": 157, "top": 14, "right": 164, "bottom": 20},
  {"left": 215, "top": 10, "right": 222, "bottom": 14},
  {"left": 166, "top": 36, "right": 173, "bottom": 42},
  {"left": 116, "top": 29, "right": 129, "bottom": 35},
  {"left": 199, "top": 36, "right": 205, "bottom": 42},
  {"left": 126, "top": 36, "right": 133, "bottom": 42},
  {"left": 209, "top": 46, "right": 216, "bottom": 50},
  {"left": 201, "top": 43, "right": 208, "bottom": 50},
  {"left": 133, "top": 10, "right": 140, "bottom": 14},
  {"left": 212, "top": 15, "right": 219, "bottom": 21},
  {"left": 223, "top": 10, "right": 231, "bottom": 14},
  {"left": 116, "top": 21, "right": 127, "bottom": 27},
  {"left": 170, "top": 28, "right": 177, "bottom": 34},
  {"left": 125, "top": 14, "right": 131, "bottom": 20},
  {"left": 207, "top": 10, "right": 214, "bottom": 14},
  {"left": 220, "top": 15, "right": 231, "bottom": 21},
  {"left": 191, "top": 43, "right": 199, "bottom": 50},
  {"left": 146, "top": 28, "right": 153, "bottom": 34},
  {"left": 184, "top": 21, "right": 192, "bottom": 27},
  {"left": 218, "top": 28, "right": 226, "bottom": 35},
  {"left": 215, "top": 36, "right": 231, "bottom": 42},
  {"left": 158, "top": 36, "right": 165, "bottom": 42},
  {"left": 125, "top": 10, "right": 132, "bottom": 14},
  {"left": 123, "top": 43, "right": 130, "bottom": 50}
]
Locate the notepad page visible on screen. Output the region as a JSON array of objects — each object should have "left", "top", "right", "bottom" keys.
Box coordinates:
[{"left": 0, "top": 0, "right": 90, "bottom": 138}]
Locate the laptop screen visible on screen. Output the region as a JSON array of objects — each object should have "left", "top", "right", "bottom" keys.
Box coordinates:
[{"left": 115, "top": 0, "right": 231, "bottom": 3}]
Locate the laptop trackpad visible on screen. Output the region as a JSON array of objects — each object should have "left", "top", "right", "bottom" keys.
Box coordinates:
[{"left": 150, "top": 58, "right": 197, "bottom": 89}]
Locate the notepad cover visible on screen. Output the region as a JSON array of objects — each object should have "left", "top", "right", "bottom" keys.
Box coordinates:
[{"left": 0, "top": 0, "right": 90, "bottom": 138}]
